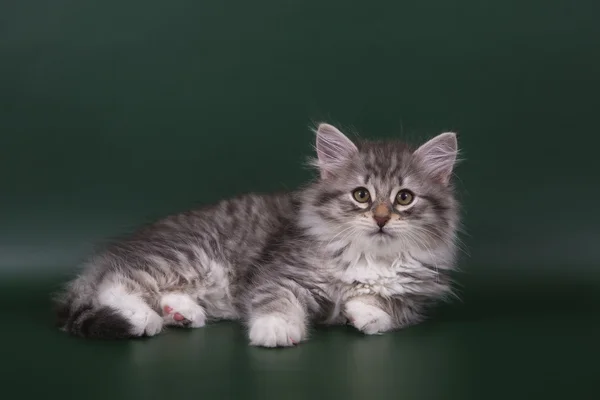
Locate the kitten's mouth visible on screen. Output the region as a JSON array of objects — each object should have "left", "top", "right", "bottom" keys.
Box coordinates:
[{"left": 372, "top": 228, "right": 392, "bottom": 237}]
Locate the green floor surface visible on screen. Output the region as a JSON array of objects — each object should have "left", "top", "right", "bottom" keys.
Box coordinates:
[{"left": 3, "top": 276, "right": 598, "bottom": 400}]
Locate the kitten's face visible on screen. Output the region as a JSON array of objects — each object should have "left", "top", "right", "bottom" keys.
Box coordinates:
[{"left": 303, "top": 124, "right": 459, "bottom": 253}]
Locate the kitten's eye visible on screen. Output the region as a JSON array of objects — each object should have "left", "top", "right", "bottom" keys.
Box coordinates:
[
  {"left": 352, "top": 187, "right": 371, "bottom": 203},
  {"left": 396, "top": 189, "right": 414, "bottom": 206}
]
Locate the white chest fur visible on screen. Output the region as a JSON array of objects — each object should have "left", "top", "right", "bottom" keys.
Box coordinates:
[{"left": 331, "top": 252, "right": 426, "bottom": 298}]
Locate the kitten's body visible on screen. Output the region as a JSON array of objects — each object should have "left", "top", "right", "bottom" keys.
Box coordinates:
[{"left": 55, "top": 124, "right": 461, "bottom": 347}]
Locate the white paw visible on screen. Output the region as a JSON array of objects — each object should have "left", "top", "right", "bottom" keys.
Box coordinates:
[
  {"left": 143, "top": 312, "right": 164, "bottom": 336},
  {"left": 98, "top": 283, "right": 164, "bottom": 337},
  {"left": 160, "top": 293, "right": 206, "bottom": 328},
  {"left": 344, "top": 299, "right": 393, "bottom": 335},
  {"left": 248, "top": 314, "right": 305, "bottom": 348},
  {"left": 122, "top": 307, "right": 163, "bottom": 337}
]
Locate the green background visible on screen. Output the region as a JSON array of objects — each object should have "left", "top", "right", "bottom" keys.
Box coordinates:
[{"left": 1, "top": 1, "right": 599, "bottom": 399}]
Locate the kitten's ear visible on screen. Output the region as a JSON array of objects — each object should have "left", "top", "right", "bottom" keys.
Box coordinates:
[
  {"left": 413, "top": 132, "right": 458, "bottom": 185},
  {"left": 314, "top": 123, "right": 358, "bottom": 179}
]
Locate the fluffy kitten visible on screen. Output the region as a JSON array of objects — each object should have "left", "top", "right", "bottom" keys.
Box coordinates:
[{"left": 54, "top": 123, "right": 461, "bottom": 347}]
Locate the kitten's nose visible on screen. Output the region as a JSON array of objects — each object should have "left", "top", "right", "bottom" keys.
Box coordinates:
[
  {"left": 374, "top": 215, "right": 390, "bottom": 228},
  {"left": 373, "top": 203, "right": 392, "bottom": 228}
]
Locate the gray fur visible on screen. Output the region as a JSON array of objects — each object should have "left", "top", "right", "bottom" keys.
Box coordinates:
[{"left": 54, "top": 123, "right": 462, "bottom": 347}]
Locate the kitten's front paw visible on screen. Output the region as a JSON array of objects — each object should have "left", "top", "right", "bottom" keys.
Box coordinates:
[
  {"left": 248, "top": 314, "right": 306, "bottom": 348},
  {"left": 344, "top": 298, "right": 393, "bottom": 335}
]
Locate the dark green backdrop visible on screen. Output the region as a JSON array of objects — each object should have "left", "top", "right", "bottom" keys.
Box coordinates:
[{"left": 1, "top": 1, "right": 599, "bottom": 399}]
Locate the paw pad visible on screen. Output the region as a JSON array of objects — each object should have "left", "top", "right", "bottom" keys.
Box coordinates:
[
  {"left": 159, "top": 294, "right": 207, "bottom": 328},
  {"left": 162, "top": 305, "right": 191, "bottom": 325}
]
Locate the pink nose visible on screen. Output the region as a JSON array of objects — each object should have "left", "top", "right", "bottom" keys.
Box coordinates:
[{"left": 374, "top": 215, "right": 390, "bottom": 228}]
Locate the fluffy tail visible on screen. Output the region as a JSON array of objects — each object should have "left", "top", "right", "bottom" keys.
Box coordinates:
[{"left": 55, "top": 300, "right": 134, "bottom": 339}]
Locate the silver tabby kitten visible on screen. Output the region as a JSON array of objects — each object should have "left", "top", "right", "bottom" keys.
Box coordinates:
[{"left": 54, "top": 123, "right": 461, "bottom": 347}]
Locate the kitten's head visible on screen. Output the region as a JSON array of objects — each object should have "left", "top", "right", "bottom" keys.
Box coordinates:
[{"left": 301, "top": 123, "right": 460, "bottom": 255}]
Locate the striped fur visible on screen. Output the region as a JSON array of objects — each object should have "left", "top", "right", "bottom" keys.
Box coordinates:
[{"left": 53, "top": 123, "right": 462, "bottom": 347}]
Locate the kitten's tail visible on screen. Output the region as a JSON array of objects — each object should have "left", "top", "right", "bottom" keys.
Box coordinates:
[{"left": 55, "top": 300, "right": 134, "bottom": 339}]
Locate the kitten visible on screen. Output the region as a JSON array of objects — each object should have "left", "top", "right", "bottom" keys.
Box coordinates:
[{"left": 54, "top": 123, "right": 461, "bottom": 347}]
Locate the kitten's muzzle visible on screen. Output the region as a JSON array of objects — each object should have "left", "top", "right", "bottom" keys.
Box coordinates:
[{"left": 373, "top": 203, "right": 392, "bottom": 228}]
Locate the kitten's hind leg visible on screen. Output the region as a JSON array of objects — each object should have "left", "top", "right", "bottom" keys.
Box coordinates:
[
  {"left": 160, "top": 293, "right": 206, "bottom": 328},
  {"left": 246, "top": 282, "right": 309, "bottom": 348},
  {"left": 97, "top": 282, "right": 163, "bottom": 337}
]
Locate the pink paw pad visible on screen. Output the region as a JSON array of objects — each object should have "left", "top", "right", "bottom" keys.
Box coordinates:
[
  {"left": 162, "top": 304, "right": 190, "bottom": 324},
  {"left": 173, "top": 312, "right": 185, "bottom": 322}
]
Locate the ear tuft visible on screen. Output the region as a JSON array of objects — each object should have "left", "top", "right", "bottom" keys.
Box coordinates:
[
  {"left": 314, "top": 123, "right": 358, "bottom": 179},
  {"left": 413, "top": 132, "right": 458, "bottom": 185}
]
